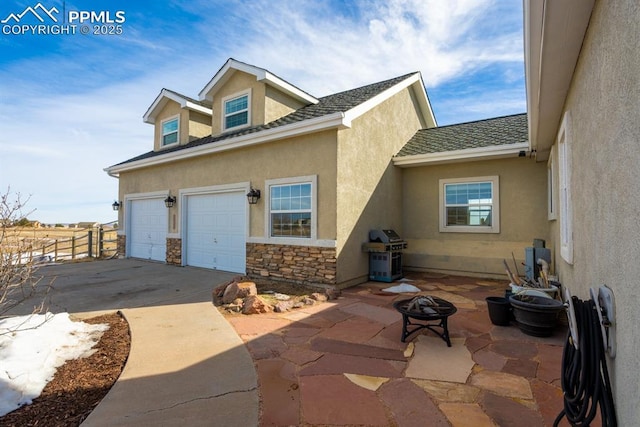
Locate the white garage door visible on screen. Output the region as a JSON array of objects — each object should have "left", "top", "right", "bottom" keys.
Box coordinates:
[
  {"left": 129, "top": 198, "right": 167, "bottom": 261},
  {"left": 185, "top": 192, "right": 246, "bottom": 273}
]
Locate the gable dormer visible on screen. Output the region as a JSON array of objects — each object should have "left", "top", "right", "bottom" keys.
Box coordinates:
[
  {"left": 144, "top": 89, "right": 213, "bottom": 152},
  {"left": 198, "top": 58, "right": 318, "bottom": 136}
]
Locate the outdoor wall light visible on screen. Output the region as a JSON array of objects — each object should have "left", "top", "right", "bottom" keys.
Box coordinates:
[
  {"left": 112, "top": 201, "right": 122, "bottom": 211},
  {"left": 164, "top": 196, "right": 176, "bottom": 208},
  {"left": 246, "top": 187, "right": 261, "bottom": 205}
]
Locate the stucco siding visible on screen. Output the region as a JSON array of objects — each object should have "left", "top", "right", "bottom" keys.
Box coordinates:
[
  {"left": 210, "top": 70, "right": 267, "bottom": 135},
  {"left": 402, "top": 157, "right": 548, "bottom": 277},
  {"left": 153, "top": 101, "right": 184, "bottom": 151},
  {"left": 550, "top": 0, "right": 640, "bottom": 422},
  {"left": 119, "top": 130, "right": 338, "bottom": 240},
  {"left": 264, "top": 85, "right": 306, "bottom": 123},
  {"left": 188, "top": 111, "right": 212, "bottom": 142},
  {"left": 335, "top": 87, "right": 424, "bottom": 285}
]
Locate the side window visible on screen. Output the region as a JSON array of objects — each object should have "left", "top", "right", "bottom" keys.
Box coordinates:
[
  {"left": 161, "top": 117, "right": 179, "bottom": 146},
  {"left": 439, "top": 176, "right": 500, "bottom": 233},
  {"left": 558, "top": 112, "right": 573, "bottom": 264}
]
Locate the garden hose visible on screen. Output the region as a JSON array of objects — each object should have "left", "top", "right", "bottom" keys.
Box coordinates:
[{"left": 554, "top": 296, "right": 617, "bottom": 426}]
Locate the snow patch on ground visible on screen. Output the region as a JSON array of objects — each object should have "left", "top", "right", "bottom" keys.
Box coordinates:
[{"left": 0, "top": 313, "right": 108, "bottom": 417}]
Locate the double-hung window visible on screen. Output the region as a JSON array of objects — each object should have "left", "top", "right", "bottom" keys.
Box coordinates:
[
  {"left": 558, "top": 112, "right": 573, "bottom": 264},
  {"left": 267, "top": 176, "right": 316, "bottom": 240},
  {"left": 439, "top": 176, "right": 500, "bottom": 233},
  {"left": 223, "top": 92, "right": 249, "bottom": 130},
  {"left": 161, "top": 116, "right": 179, "bottom": 146}
]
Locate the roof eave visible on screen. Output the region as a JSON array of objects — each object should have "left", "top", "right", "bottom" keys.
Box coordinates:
[
  {"left": 393, "top": 142, "right": 530, "bottom": 168},
  {"left": 524, "top": 0, "right": 595, "bottom": 160},
  {"left": 343, "top": 72, "right": 437, "bottom": 128},
  {"left": 143, "top": 89, "right": 212, "bottom": 124},
  {"left": 105, "top": 112, "right": 348, "bottom": 176},
  {"left": 198, "top": 59, "right": 318, "bottom": 105}
]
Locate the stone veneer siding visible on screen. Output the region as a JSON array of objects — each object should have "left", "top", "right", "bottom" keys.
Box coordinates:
[
  {"left": 117, "top": 235, "right": 126, "bottom": 258},
  {"left": 246, "top": 243, "right": 337, "bottom": 286},
  {"left": 166, "top": 238, "right": 182, "bottom": 265}
]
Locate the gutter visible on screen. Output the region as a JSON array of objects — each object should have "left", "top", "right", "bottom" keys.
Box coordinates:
[{"left": 392, "top": 142, "right": 530, "bottom": 167}]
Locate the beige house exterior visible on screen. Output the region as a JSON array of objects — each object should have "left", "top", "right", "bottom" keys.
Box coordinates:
[
  {"left": 525, "top": 0, "right": 639, "bottom": 423},
  {"left": 106, "top": 58, "right": 546, "bottom": 288}
]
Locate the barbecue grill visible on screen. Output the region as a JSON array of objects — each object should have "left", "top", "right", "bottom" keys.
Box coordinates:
[{"left": 362, "top": 229, "right": 407, "bottom": 282}]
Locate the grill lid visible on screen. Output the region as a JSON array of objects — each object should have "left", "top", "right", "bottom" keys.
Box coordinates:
[{"left": 369, "top": 229, "right": 402, "bottom": 243}]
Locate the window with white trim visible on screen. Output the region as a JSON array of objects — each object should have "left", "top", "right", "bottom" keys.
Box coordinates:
[
  {"left": 161, "top": 116, "right": 179, "bottom": 146},
  {"left": 267, "top": 176, "right": 316, "bottom": 239},
  {"left": 558, "top": 112, "right": 573, "bottom": 264},
  {"left": 547, "top": 150, "right": 557, "bottom": 220},
  {"left": 160, "top": 117, "right": 180, "bottom": 147},
  {"left": 439, "top": 176, "right": 500, "bottom": 233},
  {"left": 223, "top": 92, "right": 249, "bottom": 130}
]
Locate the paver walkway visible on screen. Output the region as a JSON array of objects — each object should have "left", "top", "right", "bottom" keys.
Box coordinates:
[{"left": 226, "top": 273, "right": 570, "bottom": 426}]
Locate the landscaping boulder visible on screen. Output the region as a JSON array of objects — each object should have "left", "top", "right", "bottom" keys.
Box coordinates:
[
  {"left": 242, "top": 295, "right": 272, "bottom": 314},
  {"left": 223, "top": 281, "right": 257, "bottom": 304}
]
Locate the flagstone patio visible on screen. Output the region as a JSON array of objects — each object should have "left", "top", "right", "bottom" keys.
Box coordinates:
[{"left": 226, "top": 273, "right": 569, "bottom": 426}]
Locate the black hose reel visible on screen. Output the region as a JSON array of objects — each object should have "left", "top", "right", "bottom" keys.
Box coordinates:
[{"left": 555, "top": 285, "right": 617, "bottom": 426}]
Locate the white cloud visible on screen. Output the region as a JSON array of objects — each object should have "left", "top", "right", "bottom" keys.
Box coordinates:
[{"left": 0, "top": 0, "right": 525, "bottom": 223}]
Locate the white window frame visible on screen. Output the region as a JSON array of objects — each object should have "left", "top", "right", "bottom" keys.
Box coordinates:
[
  {"left": 558, "top": 111, "right": 573, "bottom": 264},
  {"left": 222, "top": 90, "right": 251, "bottom": 131},
  {"left": 547, "top": 150, "right": 557, "bottom": 220},
  {"left": 439, "top": 176, "right": 500, "bottom": 233},
  {"left": 160, "top": 115, "right": 179, "bottom": 147},
  {"left": 265, "top": 175, "right": 317, "bottom": 243}
]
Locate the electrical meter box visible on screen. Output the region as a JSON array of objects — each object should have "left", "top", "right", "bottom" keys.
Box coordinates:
[{"left": 524, "top": 247, "right": 551, "bottom": 281}]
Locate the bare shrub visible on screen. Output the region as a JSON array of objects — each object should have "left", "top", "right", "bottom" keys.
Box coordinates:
[{"left": 0, "top": 187, "right": 51, "bottom": 325}]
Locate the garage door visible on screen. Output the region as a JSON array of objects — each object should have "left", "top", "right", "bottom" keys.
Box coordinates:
[
  {"left": 185, "top": 192, "right": 246, "bottom": 273},
  {"left": 129, "top": 198, "right": 167, "bottom": 261}
]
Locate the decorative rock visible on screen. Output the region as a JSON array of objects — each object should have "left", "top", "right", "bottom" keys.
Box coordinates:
[
  {"left": 303, "top": 297, "right": 315, "bottom": 305},
  {"left": 243, "top": 295, "right": 273, "bottom": 314},
  {"left": 223, "top": 281, "right": 257, "bottom": 304},
  {"left": 311, "top": 292, "right": 328, "bottom": 302},
  {"left": 274, "top": 301, "right": 293, "bottom": 312},
  {"left": 292, "top": 302, "right": 305, "bottom": 309},
  {"left": 325, "top": 288, "right": 341, "bottom": 300},
  {"left": 274, "top": 293, "right": 291, "bottom": 301}
]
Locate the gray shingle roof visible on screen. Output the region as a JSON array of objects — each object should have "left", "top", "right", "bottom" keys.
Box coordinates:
[
  {"left": 396, "top": 113, "right": 528, "bottom": 157},
  {"left": 113, "top": 73, "right": 417, "bottom": 167}
]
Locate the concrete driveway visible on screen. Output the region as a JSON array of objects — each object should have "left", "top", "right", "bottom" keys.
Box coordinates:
[
  {"left": 7, "top": 258, "right": 238, "bottom": 317},
  {"left": 6, "top": 259, "right": 259, "bottom": 427}
]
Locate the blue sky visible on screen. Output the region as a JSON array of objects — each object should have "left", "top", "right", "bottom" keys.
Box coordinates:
[{"left": 0, "top": 0, "right": 525, "bottom": 224}]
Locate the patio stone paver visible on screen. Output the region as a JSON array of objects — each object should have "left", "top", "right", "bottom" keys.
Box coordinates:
[
  {"left": 412, "top": 379, "right": 481, "bottom": 403},
  {"left": 481, "top": 392, "right": 545, "bottom": 427},
  {"left": 299, "top": 352, "right": 404, "bottom": 377},
  {"left": 379, "top": 378, "right": 450, "bottom": 427},
  {"left": 491, "top": 339, "right": 539, "bottom": 359},
  {"left": 300, "top": 375, "right": 389, "bottom": 426},
  {"left": 439, "top": 402, "right": 497, "bottom": 427},
  {"left": 343, "top": 373, "right": 389, "bottom": 391},
  {"left": 470, "top": 370, "right": 533, "bottom": 399},
  {"left": 405, "top": 336, "right": 474, "bottom": 382},
  {"left": 473, "top": 348, "right": 508, "bottom": 371},
  {"left": 503, "top": 358, "right": 538, "bottom": 378},
  {"left": 255, "top": 359, "right": 300, "bottom": 427},
  {"left": 338, "top": 301, "right": 400, "bottom": 325},
  {"left": 224, "top": 272, "right": 567, "bottom": 426}
]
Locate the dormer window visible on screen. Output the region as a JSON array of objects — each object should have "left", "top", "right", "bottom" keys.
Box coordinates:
[
  {"left": 161, "top": 116, "right": 179, "bottom": 146},
  {"left": 223, "top": 91, "right": 250, "bottom": 131}
]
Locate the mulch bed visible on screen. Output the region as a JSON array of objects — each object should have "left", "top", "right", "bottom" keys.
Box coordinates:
[{"left": 0, "top": 312, "right": 130, "bottom": 426}]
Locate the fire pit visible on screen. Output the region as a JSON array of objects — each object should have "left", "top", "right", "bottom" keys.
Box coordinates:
[{"left": 393, "top": 296, "right": 457, "bottom": 346}]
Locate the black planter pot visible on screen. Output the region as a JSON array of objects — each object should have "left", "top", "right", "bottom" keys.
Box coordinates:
[
  {"left": 486, "top": 296, "right": 511, "bottom": 326},
  {"left": 509, "top": 294, "right": 564, "bottom": 337}
]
